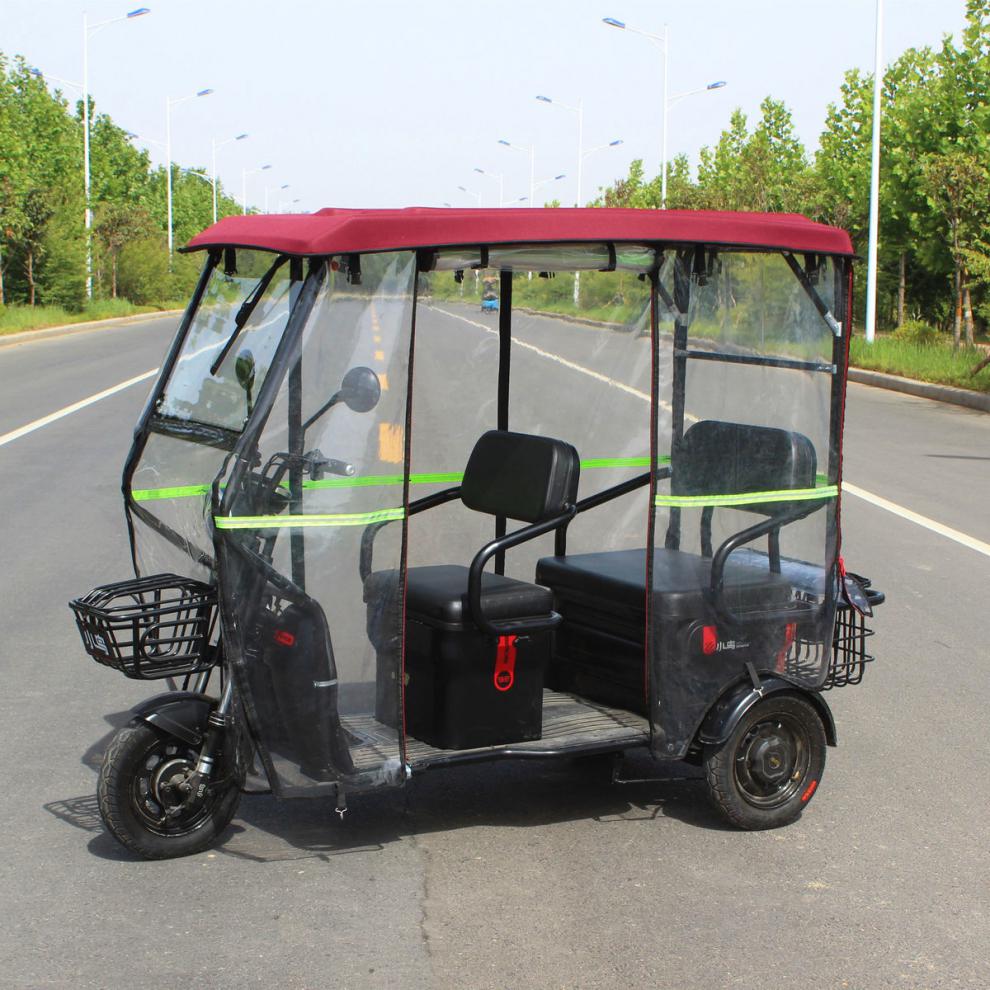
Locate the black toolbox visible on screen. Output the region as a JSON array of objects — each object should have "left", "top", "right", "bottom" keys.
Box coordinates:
[
  {"left": 536, "top": 548, "right": 799, "bottom": 717},
  {"left": 403, "top": 617, "right": 549, "bottom": 749},
  {"left": 367, "top": 564, "right": 552, "bottom": 749}
]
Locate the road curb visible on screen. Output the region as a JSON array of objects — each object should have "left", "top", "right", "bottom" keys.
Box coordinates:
[
  {"left": 848, "top": 367, "right": 990, "bottom": 413},
  {"left": 0, "top": 309, "right": 182, "bottom": 349}
]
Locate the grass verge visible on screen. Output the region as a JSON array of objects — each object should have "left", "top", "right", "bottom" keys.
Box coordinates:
[
  {"left": 849, "top": 336, "right": 990, "bottom": 394},
  {"left": 0, "top": 299, "right": 181, "bottom": 336}
]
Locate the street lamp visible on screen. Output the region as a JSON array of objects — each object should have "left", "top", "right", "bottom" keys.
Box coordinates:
[
  {"left": 265, "top": 183, "right": 289, "bottom": 214},
  {"left": 531, "top": 173, "right": 567, "bottom": 206},
  {"left": 603, "top": 17, "right": 726, "bottom": 209},
  {"left": 211, "top": 132, "right": 248, "bottom": 224},
  {"left": 473, "top": 168, "right": 504, "bottom": 208},
  {"left": 81, "top": 7, "right": 151, "bottom": 296},
  {"left": 241, "top": 164, "right": 271, "bottom": 214},
  {"left": 535, "top": 94, "right": 585, "bottom": 208},
  {"left": 457, "top": 184, "right": 482, "bottom": 207},
  {"left": 166, "top": 87, "right": 213, "bottom": 257},
  {"left": 498, "top": 139, "right": 536, "bottom": 208}
]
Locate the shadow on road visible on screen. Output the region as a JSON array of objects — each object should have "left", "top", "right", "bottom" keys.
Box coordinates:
[
  {"left": 49, "top": 726, "right": 735, "bottom": 862},
  {"left": 213, "top": 749, "right": 730, "bottom": 864}
]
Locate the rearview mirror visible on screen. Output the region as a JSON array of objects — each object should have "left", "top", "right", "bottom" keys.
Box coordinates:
[
  {"left": 235, "top": 349, "right": 256, "bottom": 413},
  {"left": 339, "top": 366, "right": 381, "bottom": 413}
]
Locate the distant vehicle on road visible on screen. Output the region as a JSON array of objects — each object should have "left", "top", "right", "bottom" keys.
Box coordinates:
[
  {"left": 481, "top": 275, "right": 499, "bottom": 311},
  {"left": 70, "top": 207, "right": 884, "bottom": 859}
]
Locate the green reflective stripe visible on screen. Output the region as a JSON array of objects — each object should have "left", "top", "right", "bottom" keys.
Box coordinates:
[
  {"left": 132, "top": 484, "right": 211, "bottom": 502},
  {"left": 580, "top": 456, "right": 654, "bottom": 469},
  {"left": 654, "top": 485, "right": 838, "bottom": 508},
  {"left": 134, "top": 456, "right": 657, "bottom": 502},
  {"left": 215, "top": 507, "right": 405, "bottom": 530},
  {"left": 302, "top": 471, "right": 463, "bottom": 491}
]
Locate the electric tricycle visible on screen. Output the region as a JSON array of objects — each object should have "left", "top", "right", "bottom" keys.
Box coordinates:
[{"left": 70, "top": 207, "right": 883, "bottom": 859}]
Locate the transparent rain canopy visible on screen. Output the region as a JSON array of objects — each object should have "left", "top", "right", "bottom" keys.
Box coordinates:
[
  {"left": 216, "top": 252, "right": 416, "bottom": 793},
  {"left": 127, "top": 251, "right": 293, "bottom": 582},
  {"left": 649, "top": 250, "right": 840, "bottom": 756},
  {"left": 128, "top": 236, "right": 845, "bottom": 789},
  {"left": 413, "top": 256, "right": 655, "bottom": 723}
]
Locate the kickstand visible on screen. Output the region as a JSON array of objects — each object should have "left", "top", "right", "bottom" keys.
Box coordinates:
[{"left": 334, "top": 783, "right": 348, "bottom": 820}]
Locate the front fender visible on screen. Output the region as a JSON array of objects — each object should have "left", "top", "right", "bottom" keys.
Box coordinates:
[
  {"left": 696, "top": 677, "right": 837, "bottom": 748},
  {"left": 131, "top": 691, "right": 217, "bottom": 747}
]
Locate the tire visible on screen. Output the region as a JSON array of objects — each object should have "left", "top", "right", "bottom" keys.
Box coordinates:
[
  {"left": 703, "top": 693, "right": 826, "bottom": 830},
  {"left": 98, "top": 719, "right": 242, "bottom": 860}
]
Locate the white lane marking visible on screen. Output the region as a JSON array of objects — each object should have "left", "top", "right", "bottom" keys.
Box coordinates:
[
  {"left": 843, "top": 482, "right": 990, "bottom": 559},
  {"left": 0, "top": 368, "right": 159, "bottom": 448},
  {"left": 427, "top": 304, "right": 652, "bottom": 403},
  {"left": 430, "top": 305, "right": 990, "bottom": 558}
]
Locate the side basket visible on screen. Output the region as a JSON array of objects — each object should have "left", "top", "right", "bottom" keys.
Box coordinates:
[
  {"left": 825, "top": 603, "right": 876, "bottom": 689},
  {"left": 69, "top": 573, "right": 218, "bottom": 680}
]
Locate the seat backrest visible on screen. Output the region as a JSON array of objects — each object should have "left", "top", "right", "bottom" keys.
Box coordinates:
[
  {"left": 461, "top": 430, "right": 580, "bottom": 523},
  {"left": 672, "top": 420, "right": 817, "bottom": 516}
]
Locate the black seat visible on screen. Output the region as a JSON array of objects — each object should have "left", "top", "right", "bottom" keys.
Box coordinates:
[
  {"left": 401, "top": 430, "right": 580, "bottom": 632},
  {"left": 365, "top": 565, "right": 553, "bottom": 629},
  {"left": 535, "top": 548, "right": 793, "bottom": 622}
]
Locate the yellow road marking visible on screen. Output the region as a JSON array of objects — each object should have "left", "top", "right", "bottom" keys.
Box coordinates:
[{"left": 378, "top": 422, "right": 404, "bottom": 463}]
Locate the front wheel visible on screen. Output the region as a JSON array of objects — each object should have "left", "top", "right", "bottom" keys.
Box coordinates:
[
  {"left": 98, "top": 720, "right": 242, "bottom": 859},
  {"left": 703, "top": 693, "right": 826, "bottom": 830}
]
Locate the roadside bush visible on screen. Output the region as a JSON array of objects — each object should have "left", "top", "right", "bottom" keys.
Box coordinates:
[
  {"left": 117, "top": 236, "right": 171, "bottom": 305},
  {"left": 893, "top": 319, "right": 940, "bottom": 345}
]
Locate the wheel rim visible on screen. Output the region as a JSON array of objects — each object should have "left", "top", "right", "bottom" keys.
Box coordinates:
[
  {"left": 130, "top": 735, "right": 223, "bottom": 837},
  {"left": 733, "top": 713, "right": 811, "bottom": 809}
]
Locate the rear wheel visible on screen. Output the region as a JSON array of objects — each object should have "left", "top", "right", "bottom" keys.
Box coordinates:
[
  {"left": 703, "top": 694, "right": 826, "bottom": 830},
  {"left": 98, "top": 720, "right": 241, "bottom": 859}
]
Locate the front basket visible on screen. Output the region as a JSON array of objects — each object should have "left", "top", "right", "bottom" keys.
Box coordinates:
[{"left": 69, "top": 574, "right": 218, "bottom": 680}]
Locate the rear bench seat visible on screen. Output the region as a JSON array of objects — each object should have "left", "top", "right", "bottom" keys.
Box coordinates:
[{"left": 535, "top": 548, "right": 795, "bottom": 715}]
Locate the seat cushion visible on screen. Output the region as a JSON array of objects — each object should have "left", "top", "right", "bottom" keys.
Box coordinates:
[
  {"left": 535, "top": 549, "right": 794, "bottom": 621},
  {"left": 461, "top": 430, "right": 580, "bottom": 522},
  {"left": 365, "top": 565, "right": 553, "bottom": 628}
]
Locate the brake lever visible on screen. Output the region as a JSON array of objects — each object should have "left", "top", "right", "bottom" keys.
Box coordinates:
[{"left": 303, "top": 449, "right": 355, "bottom": 481}]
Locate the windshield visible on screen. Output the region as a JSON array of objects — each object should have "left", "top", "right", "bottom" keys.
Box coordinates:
[{"left": 156, "top": 250, "right": 292, "bottom": 432}]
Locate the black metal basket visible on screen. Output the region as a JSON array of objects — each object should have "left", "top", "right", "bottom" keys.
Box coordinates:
[
  {"left": 824, "top": 601, "right": 876, "bottom": 689},
  {"left": 781, "top": 578, "right": 882, "bottom": 689},
  {"left": 69, "top": 574, "right": 218, "bottom": 680}
]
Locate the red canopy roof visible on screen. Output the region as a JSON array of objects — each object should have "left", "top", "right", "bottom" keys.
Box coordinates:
[{"left": 184, "top": 207, "right": 854, "bottom": 257}]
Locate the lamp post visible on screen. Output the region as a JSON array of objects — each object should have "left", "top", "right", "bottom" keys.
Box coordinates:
[
  {"left": 166, "top": 87, "right": 212, "bottom": 257},
  {"left": 211, "top": 132, "right": 248, "bottom": 224},
  {"left": 497, "top": 139, "right": 536, "bottom": 207},
  {"left": 473, "top": 168, "right": 504, "bottom": 208},
  {"left": 531, "top": 173, "right": 567, "bottom": 207},
  {"left": 265, "top": 183, "right": 289, "bottom": 214},
  {"left": 865, "top": 0, "right": 883, "bottom": 343},
  {"left": 535, "top": 95, "right": 585, "bottom": 208},
  {"left": 81, "top": 7, "right": 150, "bottom": 297},
  {"left": 603, "top": 17, "right": 726, "bottom": 209},
  {"left": 241, "top": 164, "right": 272, "bottom": 214},
  {"left": 457, "top": 185, "right": 482, "bottom": 207},
  {"left": 536, "top": 94, "right": 621, "bottom": 303}
]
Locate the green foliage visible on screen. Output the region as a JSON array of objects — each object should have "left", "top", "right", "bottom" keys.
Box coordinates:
[
  {"left": 892, "top": 319, "right": 940, "bottom": 345},
  {"left": 117, "top": 236, "right": 172, "bottom": 305},
  {"left": 0, "top": 297, "right": 159, "bottom": 335},
  {"left": 850, "top": 334, "right": 990, "bottom": 392}
]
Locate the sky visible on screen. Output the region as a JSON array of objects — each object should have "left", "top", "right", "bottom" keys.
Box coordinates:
[{"left": 4, "top": 0, "right": 971, "bottom": 219}]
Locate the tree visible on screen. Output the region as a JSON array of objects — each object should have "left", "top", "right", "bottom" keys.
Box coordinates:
[{"left": 94, "top": 202, "right": 154, "bottom": 298}]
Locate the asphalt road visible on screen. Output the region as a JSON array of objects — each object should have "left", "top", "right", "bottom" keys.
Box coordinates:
[{"left": 0, "top": 309, "right": 988, "bottom": 990}]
